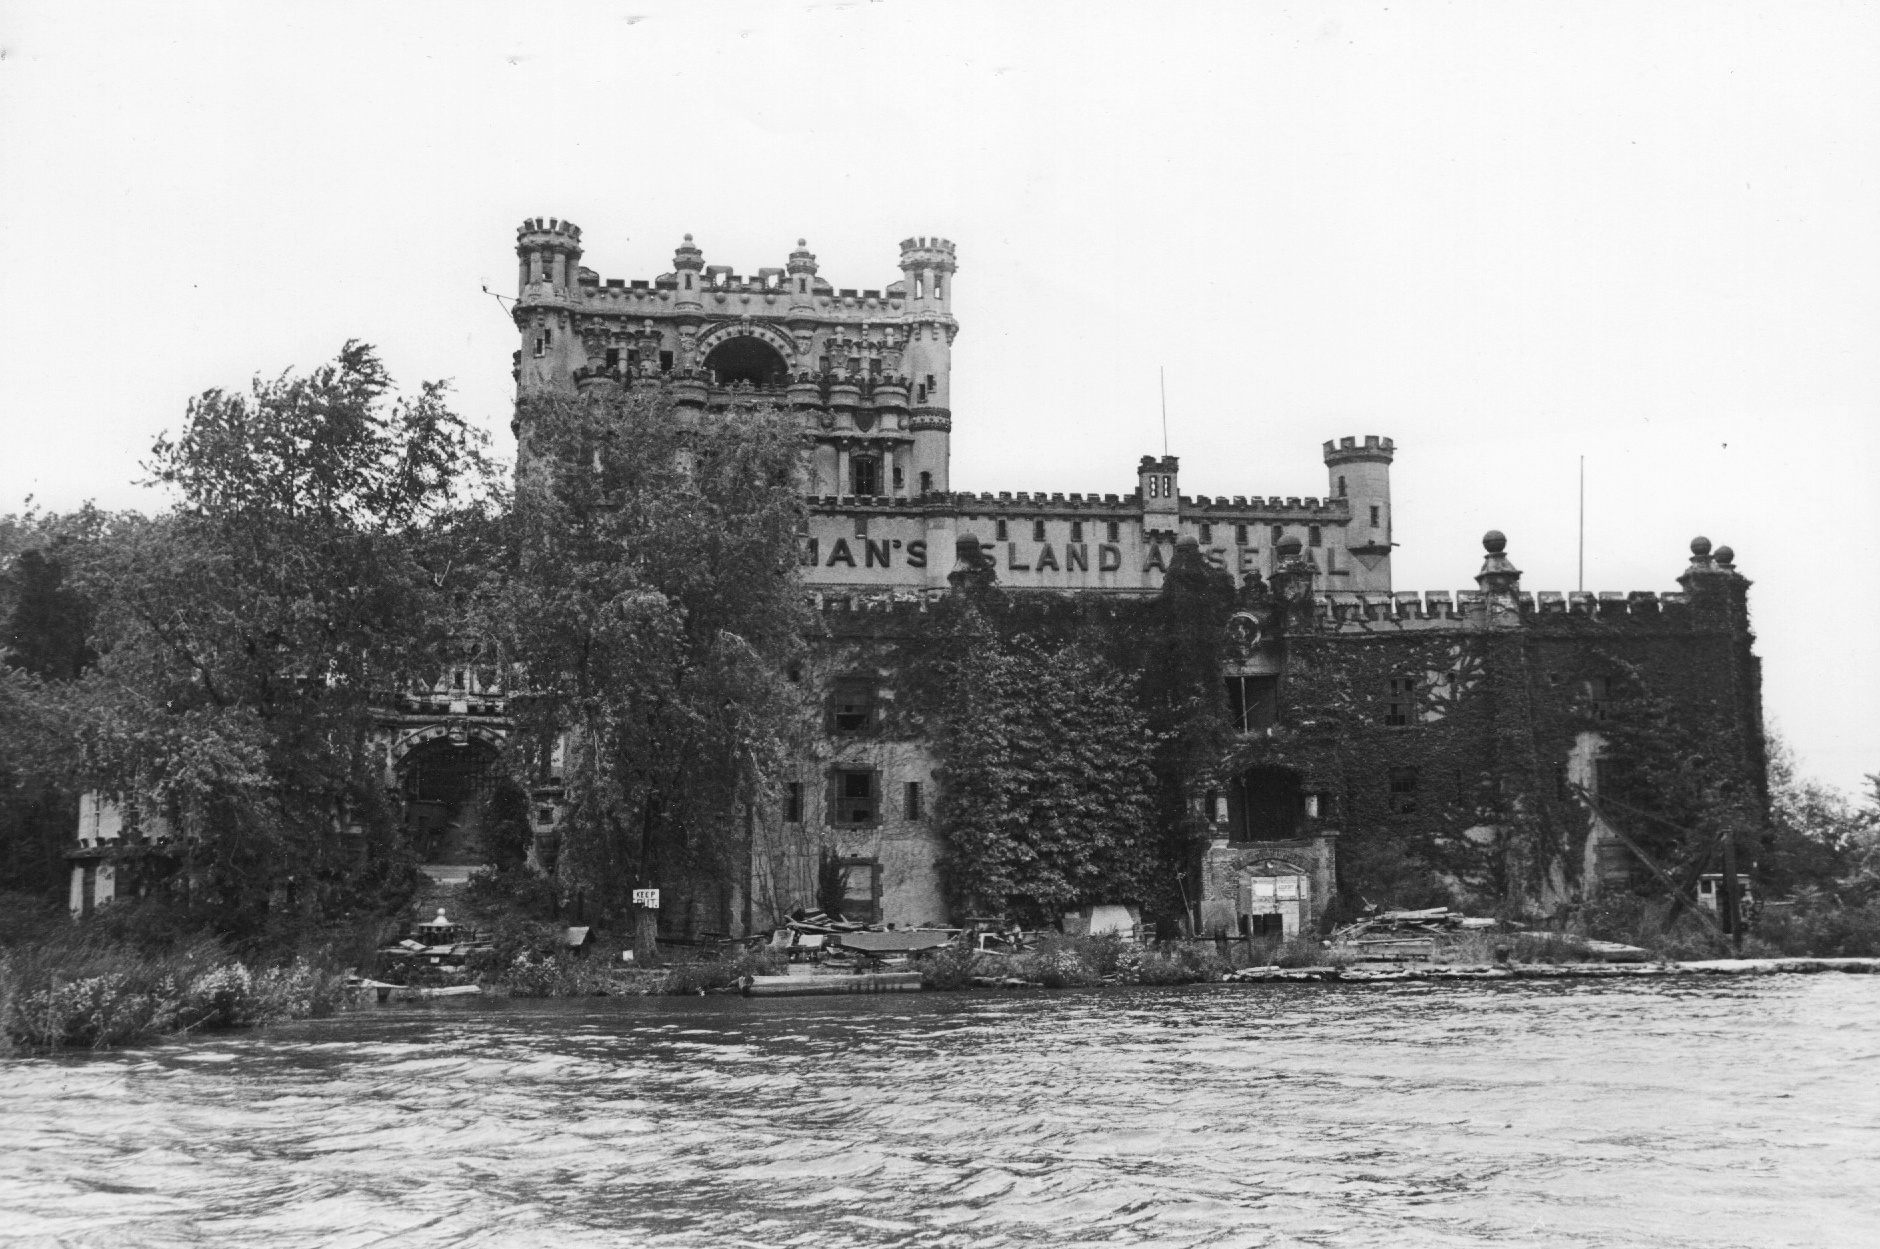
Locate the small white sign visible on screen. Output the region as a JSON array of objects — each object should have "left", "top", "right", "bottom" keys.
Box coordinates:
[{"left": 632, "top": 888, "right": 660, "bottom": 909}]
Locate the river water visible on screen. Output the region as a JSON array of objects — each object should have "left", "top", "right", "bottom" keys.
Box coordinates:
[{"left": 3, "top": 976, "right": 1877, "bottom": 1248}]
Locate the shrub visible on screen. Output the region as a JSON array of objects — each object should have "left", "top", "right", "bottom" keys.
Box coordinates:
[
  {"left": 661, "top": 948, "right": 786, "bottom": 995},
  {"left": 916, "top": 941, "right": 979, "bottom": 990}
]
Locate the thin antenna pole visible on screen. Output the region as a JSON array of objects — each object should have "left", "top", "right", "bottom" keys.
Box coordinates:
[
  {"left": 1159, "top": 366, "right": 1169, "bottom": 457},
  {"left": 1578, "top": 455, "right": 1585, "bottom": 592}
]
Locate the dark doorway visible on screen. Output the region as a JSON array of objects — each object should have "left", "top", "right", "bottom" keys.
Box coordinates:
[
  {"left": 400, "top": 737, "right": 501, "bottom": 864},
  {"left": 703, "top": 337, "right": 788, "bottom": 387},
  {"left": 1235, "top": 766, "right": 1305, "bottom": 841}
]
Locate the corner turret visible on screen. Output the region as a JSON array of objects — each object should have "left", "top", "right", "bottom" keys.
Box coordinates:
[
  {"left": 1324, "top": 435, "right": 1394, "bottom": 592},
  {"left": 899, "top": 236, "right": 957, "bottom": 496}
]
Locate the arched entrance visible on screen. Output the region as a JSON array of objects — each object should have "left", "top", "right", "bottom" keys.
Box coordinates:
[
  {"left": 398, "top": 736, "right": 501, "bottom": 865},
  {"left": 1232, "top": 765, "right": 1305, "bottom": 841},
  {"left": 704, "top": 336, "right": 788, "bottom": 387}
]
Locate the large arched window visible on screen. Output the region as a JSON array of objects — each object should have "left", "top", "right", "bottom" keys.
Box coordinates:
[{"left": 703, "top": 336, "right": 788, "bottom": 387}]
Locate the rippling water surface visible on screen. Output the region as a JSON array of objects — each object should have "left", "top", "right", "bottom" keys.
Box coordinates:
[{"left": 4, "top": 977, "right": 1877, "bottom": 1248}]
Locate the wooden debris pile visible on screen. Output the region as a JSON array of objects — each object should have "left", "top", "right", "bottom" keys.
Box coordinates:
[{"left": 1328, "top": 907, "right": 1500, "bottom": 963}]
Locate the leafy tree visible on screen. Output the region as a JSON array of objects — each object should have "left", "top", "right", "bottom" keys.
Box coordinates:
[
  {"left": 34, "top": 343, "right": 495, "bottom": 930},
  {"left": 495, "top": 384, "right": 810, "bottom": 955}
]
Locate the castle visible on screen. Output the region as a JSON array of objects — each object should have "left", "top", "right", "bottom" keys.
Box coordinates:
[{"left": 68, "top": 221, "right": 1768, "bottom": 941}]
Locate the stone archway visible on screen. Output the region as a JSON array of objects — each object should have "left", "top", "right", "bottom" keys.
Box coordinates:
[{"left": 397, "top": 734, "right": 502, "bottom": 866}]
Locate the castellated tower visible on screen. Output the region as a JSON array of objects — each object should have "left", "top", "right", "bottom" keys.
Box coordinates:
[
  {"left": 898, "top": 237, "right": 958, "bottom": 495},
  {"left": 509, "top": 218, "right": 958, "bottom": 500},
  {"left": 1323, "top": 435, "right": 1395, "bottom": 587}
]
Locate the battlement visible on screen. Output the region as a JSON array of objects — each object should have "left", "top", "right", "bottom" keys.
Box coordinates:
[
  {"left": 795, "top": 490, "right": 1356, "bottom": 519},
  {"left": 1312, "top": 588, "right": 1700, "bottom": 627},
  {"left": 1322, "top": 435, "right": 1395, "bottom": 465},
  {"left": 899, "top": 236, "right": 957, "bottom": 258},
  {"left": 516, "top": 217, "right": 583, "bottom": 245}
]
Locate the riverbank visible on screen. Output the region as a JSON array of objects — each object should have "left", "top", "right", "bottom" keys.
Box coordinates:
[{"left": 1223, "top": 955, "right": 1880, "bottom": 983}]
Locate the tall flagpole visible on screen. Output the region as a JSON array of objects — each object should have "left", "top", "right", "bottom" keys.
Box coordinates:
[
  {"left": 1578, "top": 455, "right": 1585, "bottom": 592},
  {"left": 1160, "top": 366, "right": 1169, "bottom": 457}
]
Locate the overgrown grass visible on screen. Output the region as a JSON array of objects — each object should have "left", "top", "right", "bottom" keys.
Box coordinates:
[{"left": 917, "top": 933, "right": 1246, "bottom": 989}]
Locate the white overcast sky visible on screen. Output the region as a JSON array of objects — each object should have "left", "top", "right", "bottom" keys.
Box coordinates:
[{"left": 2, "top": 1, "right": 1876, "bottom": 794}]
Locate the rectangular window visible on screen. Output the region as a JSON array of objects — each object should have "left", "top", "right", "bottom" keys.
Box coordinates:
[
  {"left": 892, "top": 464, "right": 904, "bottom": 490},
  {"left": 1271, "top": 524, "right": 1284, "bottom": 543},
  {"left": 1236, "top": 523, "right": 1248, "bottom": 545},
  {"left": 1309, "top": 525, "right": 1321, "bottom": 547},
  {"left": 833, "top": 679, "right": 874, "bottom": 733},
  {"left": 1070, "top": 520, "right": 1083, "bottom": 542},
  {"left": 996, "top": 518, "right": 1009, "bottom": 541},
  {"left": 798, "top": 278, "right": 806, "bottom": 293},
  {"left": 1370, "top": 505, "right": 1381, "bottom": 528},
  {"left": 784, "top": 782, "right": 803, "bottom": 823},
  {"left": 1338, "top": 475, "right": 1347, "bottom": 498},
  {"left": 851, "top": 457, "right": 880, "bottom": 496},
  {"left": 604, "top": 347, "right": 620, "bottom": 370},
  {"left": 932, "top": 276, "right": 942, "bottom": 298},
  {"left": 1389, "top": 767, "right": 1419, "bottom": 814},
  {"left": 1107, "top": 521, "right": 1120, "bottom": 542},
  {"left": 532, "top": 334, "right": 547, "bottom": 358},
  {"left": 839, "top": 857, "right": 881, "bottom": 922},
  {"left": 1199, "top": 523, "right": 1212, "bottom": 544},
  {"left": 925, "top": 373, "right": 936, "bottom": 393},
  {"left": 1032, "top": 519, "right": 1046, "bottom": 542},
  {"left": 1385, "top": 677, "right": 1419, "bottom": 726},
  {"left": 831, "top": 769, "right": 878, "bottom": 825},
  {"left": 904, "top": 781, "right": 923, "bottom": 821},
  {"left": 1225, "top": 675, "right": 1279, "bottom": 732},
  {"left": 658, "top": 350, "right": 674, "bottom": 373},
  {"left": 1585, "top": 677, "right": 1613, "bottom": 721},
  {"left": 919, "top": 470, "right": 933, "bottom": 494}
]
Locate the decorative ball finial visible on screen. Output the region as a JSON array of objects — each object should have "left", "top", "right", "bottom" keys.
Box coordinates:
[
  {"left": 1483, "top": 530, "right": 1507, "bottom": 555},
  {"left": 683, "top": 233, "right": 693, "bottom": 243},
  {"left": 1276, "top": 535, "right": 1303, "bottom": 558},
  {"left": 1690, "top": 536, "right": 1712, "bottom": 557},
  {"left": 1714, "top": 545, "right": 1735, "bottom": 568},
  {"left": 798, "top": 237, "right": 806, "bottom": 247}
]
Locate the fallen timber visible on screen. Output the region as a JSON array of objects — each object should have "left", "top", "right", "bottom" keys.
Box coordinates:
[
  {"left": 742, "top": 971, "right": 925, "bottom": 997},
  {"left": 1222, "top": 957, "right": 1880, "bottom": 984}
]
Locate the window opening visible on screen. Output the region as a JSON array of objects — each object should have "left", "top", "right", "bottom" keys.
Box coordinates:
[
  {"left": 604, "top": 347, "right": 619, "bottom": 370},
  {"left": 1385, "top": 677, "right": 1419, "bottom": 726},
  {"left": 1107, "top": 521, "right": 1120, "bottom": 542},
  {"left": 1200, "top": 523, "right": 1212, "bottom": 544},
  {"left": 1338, "top": 475, "right": 1348, "bottom": 498},
  {"left": 996, "top": 518, "right": 1008, "bottom": 542},
  {"left": 1585, "top": 677, "right": 1613, "bottom": 721},
  {"left": 1236, "top": 524, "right": 1249, "bottom": 545},
  {"left": 1071, "top": 520, "right": 1083, "bottom": 542},
  {"left": 1032, "top": 519, "right": 1046, "bottom": 542},
  {"left": 851, "top": 457, "right": 881, "bottom": 497},
  {"left": 784, "top": 782, "right": 803, "bottom": 823},
  {"left": 904, "top": 781, "right": 923, "bottom": 821},
  {"left": 833, "top": 679, "right": 875, "bottom": 733},
  {"left": 1370, "top": 505, "right": 1381, "bottom": 528},
  {"left": 892, "top": 464, "right": 904, "bottom": 490},
  {"left": 932, "top": 276, "right": 942, "bottom": 298},
  {"left": 1225, "top": 675, "right": 1279, "bottom": 732},
  {"left": 1309, "top": 526, "right": 1321, "bottom": 547},
  {"left": 684, "top": 274, "right": 692, "bottom": 290},
  {"left": 658, "top": 350, "right": 673, "bottom": 373},
  {"left": 1389, "top": 767, "right": 1419, "bottom": 814},
  {"left": 1271, "top": 525, "right": 1284, "bottom": 543},
  {"left": 919, "top": 470, "right": 932, "bottom": 494},
  {"left": 832, "top": 769, "right": 878, "bottom": 825}
]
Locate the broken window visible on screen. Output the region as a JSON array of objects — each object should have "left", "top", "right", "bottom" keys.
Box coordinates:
[
  {"left": 830, "top": 770, "right": 879, "bottom": 826},
  {"left": 1385, "top": 677, "right": 1419, "bottom": 726},
  {"left": 832, "top": 679, "right": 875, "bottom": 733},
  {"left": 784, "top": 782, "right": 803, "bottom": 824},
  {"left": 1225, "top": 675, "right": 1279, "bottom": 732},
  {"left": 904, "top": 781, "right": 923, "bottom": 821},
  {"left": 1389, "top": 767, "right": 1419, "bottom": 814}
]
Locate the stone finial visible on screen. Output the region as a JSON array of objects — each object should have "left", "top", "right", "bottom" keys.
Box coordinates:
[
  {"left": 1276, "top": 534, "right": 1303, "bottom": 560},
  {"left": 947, "top": 533, "right": 997, "bottom": 590},
  {"left": 1476, "top": 529, "right": 1522, "bottom": 594},
  {"left": 1714, "top": 545, "right": 1735, "bottom": 570}
]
